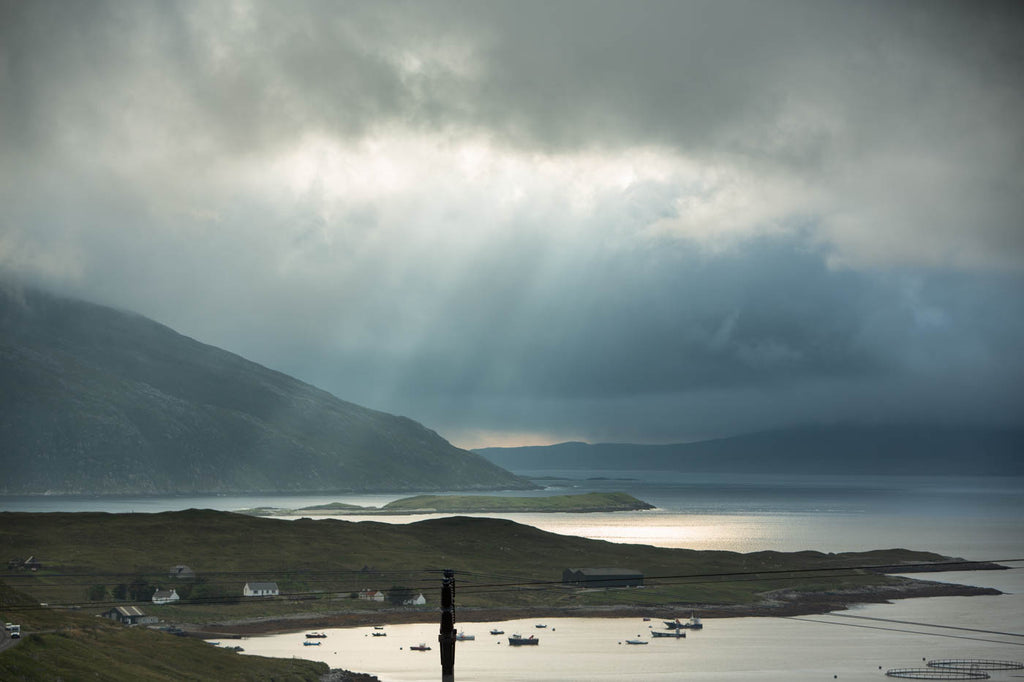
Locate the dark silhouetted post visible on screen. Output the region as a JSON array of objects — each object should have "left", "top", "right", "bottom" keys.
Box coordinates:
[{"left": 439, "top": 568, "right": 456, "bottom": 682}]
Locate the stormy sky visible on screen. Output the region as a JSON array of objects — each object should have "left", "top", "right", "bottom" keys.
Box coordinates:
[{"left": 2, "top": 0, "right": 1022, "bottom": 448}]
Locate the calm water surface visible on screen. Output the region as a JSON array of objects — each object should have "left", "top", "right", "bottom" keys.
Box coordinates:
[
  {"left": 236, "top": 570, "right": 1024, "bottom": 682},
  {"left": 5, "top": 473, "right": 1020, "bottom": 557}
]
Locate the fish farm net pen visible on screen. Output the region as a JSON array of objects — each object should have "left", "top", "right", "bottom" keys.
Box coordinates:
[
  {"left": 885, "top": 669, "right": 989, "bottom": 679},
  {"left": 928, "top": 659, "right": 1024, "bottom": 670}
]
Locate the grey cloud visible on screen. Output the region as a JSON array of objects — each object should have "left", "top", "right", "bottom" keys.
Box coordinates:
[
  {"left": 211, "top": 233, "right": 1022, "bottom": 442},
  {"left": 2, "top": 0, "right": 1022, "bottom": 446},
  {"left": 5, "top": 0, "right": 1019, "bottom": 271}
]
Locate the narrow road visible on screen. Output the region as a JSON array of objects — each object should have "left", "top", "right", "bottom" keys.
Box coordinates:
[{"left": 0, "top": 632, "right": 20, "bottom": 654}]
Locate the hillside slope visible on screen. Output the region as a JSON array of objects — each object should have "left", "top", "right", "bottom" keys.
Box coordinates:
[{"left": 0, "top": 287, "right": 530, "bottom": 494}]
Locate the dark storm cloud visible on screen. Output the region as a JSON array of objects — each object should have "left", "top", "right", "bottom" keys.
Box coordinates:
[
  {"left": 1, "top": 0, "right": 1022, "bottom": 446},
  {"left": 269, "top": 233, "right": 1023, "bottom": 442}
]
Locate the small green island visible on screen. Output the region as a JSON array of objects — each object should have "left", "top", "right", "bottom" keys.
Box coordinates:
[{"left": 240, "top": 491, "right": 655, "bottom": 516}]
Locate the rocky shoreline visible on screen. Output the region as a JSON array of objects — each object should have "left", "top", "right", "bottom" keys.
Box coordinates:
[{"left": 191, "top": 577, "right": 999, "bottom": 638}]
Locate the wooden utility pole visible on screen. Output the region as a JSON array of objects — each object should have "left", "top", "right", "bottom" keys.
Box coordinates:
[{"left": 439, "top": 568, "right": 456, "bottom": 682}]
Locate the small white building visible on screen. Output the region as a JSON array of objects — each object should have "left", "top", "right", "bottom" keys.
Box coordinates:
[
  {"left": 358, "top": 589, "right": 386, "bottom": 602},
  {"left": 243, "top": 582, "right": 280, "bottom": 597},
  {"left": 151, "top": 588, "right": 180, "bottom": 605},
  {"left": 404, "top": 593, "right": 426, "bottom": 606}
]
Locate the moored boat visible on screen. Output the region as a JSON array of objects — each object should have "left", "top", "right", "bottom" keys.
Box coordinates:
[
  {"left": 625, "top": 639, "right": 648, "bottom": 645},
  {"left": 455, "top": 631, "right": 475, "bottom": 641},
  {"left": 651, "top": 630, "right": 686, "bottom": 638},
  {"left": 664, "top": 613, "right": 702, "bottom": 630},
  {"left": 410, "top": 643, "right": 431, "bottom": 651},
  {"left": 489, "top": 628, "right": 504, "bottom": 635},
  {"left": 303, "top": 640, "right": 321, "bottom": 646},
  {"left": 508, "top": 634, "right": 539, "bottom": 646},
  {"left": 371, "top": 631, "right": 387, "bottom": 637},
  {"left": 305, "top": 632, "right": 327, "bottom": 638}
]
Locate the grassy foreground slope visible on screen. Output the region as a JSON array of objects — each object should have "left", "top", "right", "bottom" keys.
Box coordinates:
[
  {"left": 0, "top": 509, "right": 993, "bottom": 630},
  {"left": 0, "top": 582, "right": 327, "bottom": 682}
]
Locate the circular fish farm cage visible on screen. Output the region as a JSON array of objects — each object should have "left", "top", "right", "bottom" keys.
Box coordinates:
[
  {"left": 885, "top": 669, "right": 989, "bottom": 680},
  {"left": 928, "top": 660, "right": 1024, "bottom": 672}
]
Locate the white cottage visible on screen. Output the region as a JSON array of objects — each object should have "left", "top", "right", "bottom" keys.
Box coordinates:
[
  {"left": 243, "top": 582, "right": 280, "bottom": 597},
  {"left": 151, "top": 588, "right": 180, "bottom": 605},
  {"left": 404, "top": 593, "right": 426, "bottom": 606}
]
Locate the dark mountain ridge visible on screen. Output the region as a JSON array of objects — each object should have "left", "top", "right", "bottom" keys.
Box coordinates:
[
  {"left": 0, "top": 286, "right": 531, "bottom": 494},
  {"left": 476, "top": 425, "right": 1024, "bottom": 476}
]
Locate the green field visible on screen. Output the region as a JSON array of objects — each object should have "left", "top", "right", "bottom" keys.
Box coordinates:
[
  {"left": 0, "top": 509, "right": 989, "bottom": 680},
  {"left": 1, "top": 509, "right": 961, "bottom": 619}
]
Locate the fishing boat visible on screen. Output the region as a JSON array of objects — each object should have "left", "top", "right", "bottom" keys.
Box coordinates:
[
  {"left": 373, "top": 625, "right": 385, "bottom": 630},
  {"left": 455, "top": 631, "right": 475, "bottom": 641},
  {"left": 305, "top": 632, "right": 327, "bottom": 638},
  {"left": 489, "top": 628, "right": 504, "bottom": 635},
  {"left": 410, "top": 643, "right": 431, "bottom": 651},
  {"left": 303, "top": 640, "right": 321, "bottom": 646},
  {"left": 664, "top": 614, "right": 702, "bottom": 630},
  {"left": 508, "top": 634, "right": 539, "bottom": 646},
  {"left": 651, "top": 630, "right": 686, "bottom": 638},
  {"left": 371, "top": 631, "right": 387, "bottom": 637}
]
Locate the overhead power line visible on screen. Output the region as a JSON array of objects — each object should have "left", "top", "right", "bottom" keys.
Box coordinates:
[
  {"left": 826, "top": 612, "right": 1024, "bottom": 638},
  {"left": 788, "top": 616, "right": 1024, "bottom": 647}
]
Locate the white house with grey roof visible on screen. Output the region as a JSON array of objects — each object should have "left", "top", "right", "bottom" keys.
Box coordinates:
[
  {"left": 243, "top": 581, "right": 280, "bottom": 597},
  {"left": 151, "top": 588, "right": 180, "bottom": 604}
]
